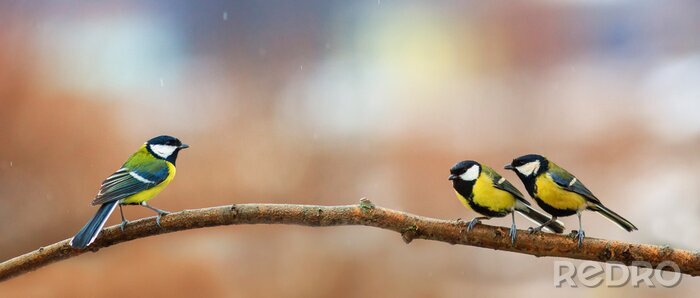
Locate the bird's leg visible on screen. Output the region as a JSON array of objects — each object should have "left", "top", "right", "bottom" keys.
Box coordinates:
[
  {"left": 141, "top": 202, "right": 170, "bottom": 228},
  {"left": 509, "top": 212, "right": 517, "bottom": 245},
  {"left": 467, "top": 216, "right": 489, "bottom": 232},
  {"left": 575, "top": 211, "right": 585, "bottom": 248},
  {"left": 528, "top": 216, "right": 558, "bottom": 234},
  {"left": 118, "top": 204, "right": 128, "bottom": 231}
]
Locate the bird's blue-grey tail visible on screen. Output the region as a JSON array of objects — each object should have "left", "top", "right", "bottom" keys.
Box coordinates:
[
  {"left": 70, "top": 201, "right": 118, "bottom": 249},
  {"left": 588, "top": 203, "right": 638, "bottom": 232}
]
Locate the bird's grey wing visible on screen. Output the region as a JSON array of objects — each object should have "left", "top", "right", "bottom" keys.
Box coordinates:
[
  {"left": 484, "top": 166, "right": 530, "bottom": 205},
  {"left": 91, "top": 162, "right": 168, "bottom": 205},
  {"left": 548, "top": 165, "right": 601, "bottom": 204}
]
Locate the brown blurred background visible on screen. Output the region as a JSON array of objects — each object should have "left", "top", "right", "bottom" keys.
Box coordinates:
[{"left": 1, "top": 0, "right": 699, "bottom": 297}]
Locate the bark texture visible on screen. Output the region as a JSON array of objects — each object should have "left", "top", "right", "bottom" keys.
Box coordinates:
[{"left": 2, "top": 200, "right": 698, "bottom": 281}]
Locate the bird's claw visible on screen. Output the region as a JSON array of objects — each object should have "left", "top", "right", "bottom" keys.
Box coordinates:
[
  {"left": 575, "top": 229, "right": 585, "bottom": 248},
  {"left": 467, "top": 218, "right": 481, "bottom": 232},
  {"left": 155, "top": 212, "right": 168, "bottom": 228},
  {"left": 120, "top": 220, "right": 129, "bottom": 232},
  {"left": 509, "top": 223, "right": 517, "bottom": 245}
]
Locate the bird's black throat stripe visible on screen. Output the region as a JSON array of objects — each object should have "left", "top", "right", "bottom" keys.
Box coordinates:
[
  {"left": 532, "top": 196, "right": 579, "bottom": 217},
  {"left": 517, "top": 174, "right": 538, "bottom": 198},
  {"left": 519, "top": 170, "right": 580, "bottom": 217}
]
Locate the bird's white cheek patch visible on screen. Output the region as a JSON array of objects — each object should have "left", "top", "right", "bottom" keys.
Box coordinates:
[
  {"left": 516, "top": 160, "right": 540, "bottom": 176},
  {"left": 460, "top": 165, "right": 480, "bottom": 181},
  {"left": 150, "top": 144, "right": 177, "bottom": 159}
]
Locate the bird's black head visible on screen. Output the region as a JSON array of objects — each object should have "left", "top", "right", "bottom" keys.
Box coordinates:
[
  {"left": 504, "top": 154, "right": 547, "bottom": 177},
  {"left": 448, "top": 160, "right": 481, "bottom": 182},
  {"left": 145, "top": 135, "right": 189, "bottom": 164}
]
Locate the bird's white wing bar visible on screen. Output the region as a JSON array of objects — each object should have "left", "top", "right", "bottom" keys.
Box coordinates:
[{"left": 128, "top": 171, "right": 156, "bottom": 184}]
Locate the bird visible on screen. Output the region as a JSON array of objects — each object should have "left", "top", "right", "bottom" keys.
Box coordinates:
[
  {"left": 449, "top": 160, "right": 565, "bottom": 244},
  {"left": 70, "top": 135, "right": 189, "bottom": 249},
  {"left": 504, "top": 154, "right": 637, "bottom": 247}
]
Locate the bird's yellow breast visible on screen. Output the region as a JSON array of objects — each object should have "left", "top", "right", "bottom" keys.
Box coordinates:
[
  {"left": 470, "top": 176, "right": 516, "bottom": 212},
  {"left": 535, "top": 174, "right": 586, "bottom": 211},
  {"left": 120, "top": 162, "right": 176, "bottom": 204}
]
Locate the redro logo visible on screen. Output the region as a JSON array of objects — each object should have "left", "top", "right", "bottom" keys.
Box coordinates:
[{"left": 554, "top": 261, "right": 682, "bottom": 288}]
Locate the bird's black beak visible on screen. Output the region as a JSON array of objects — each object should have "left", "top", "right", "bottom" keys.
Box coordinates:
[
  {"left": 504, "top": 164, "right": 514, "bottom": 170},
  {"left": 448, "top": 174, "right": 458, "bottom": 181},
  {"left": 179, "top": 144, "right": 190, "bottom": 149}
]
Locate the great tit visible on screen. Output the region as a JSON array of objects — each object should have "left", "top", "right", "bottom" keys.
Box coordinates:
[
  {"left": 70, "top": 135, "right": 189, "bottom": 249},
  {"left": 504, "top": 154, "right": 637, "bottom": 247},
  {"left": 449, "top": 160, "right": 565, "bottom": 244}
]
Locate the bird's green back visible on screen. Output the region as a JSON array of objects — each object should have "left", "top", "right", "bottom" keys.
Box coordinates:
[{"left": 481, "top": 165, "right": 528, "bottom": 203}]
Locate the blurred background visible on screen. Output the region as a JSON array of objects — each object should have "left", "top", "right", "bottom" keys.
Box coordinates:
[{"left": 1, "top": 0, "right": 699, "bottom": 296}]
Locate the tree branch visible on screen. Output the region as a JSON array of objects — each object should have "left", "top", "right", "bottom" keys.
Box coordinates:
[{"left": 1, "top": 199, "right": 699, "bottom": 281}]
